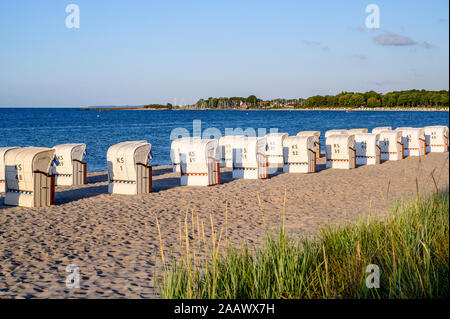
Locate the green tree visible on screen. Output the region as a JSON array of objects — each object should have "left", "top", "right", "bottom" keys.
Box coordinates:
[
  {"left": 366, "top": 97, "right": 381, "bottom": 108},
  {"left": 326, "top": 95, "right": 336, "bottom": 107},
  {"left": 246, "top": 95, "right": 259, "bottom": 105},
  {"left": 349, "top": 94, "right": 365, "bottom": 107}
]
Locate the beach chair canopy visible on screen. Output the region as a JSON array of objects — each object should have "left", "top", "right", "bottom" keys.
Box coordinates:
[
  {"left": 233, "top": 136, "right": 267, "bottom": 167},
  {"left": 4, "top": 147, "right": 56, "bottom": 192},
  {"left": 399, "top": 128, "right": 425, "bottom": 147},
  {"left": 265, "top": 133, "right": 288, "bottom": 156},
  {"left": 372, "top": 127, "right": 392, "bottom": 134},
  {"left": 179, "top": 139, "right": 219, "bottom": 174},
  {"left": 107, "top": 141, "right": 151, "bottom": 183},
  {"left": 424, "top": 125, "right": 449, "bottom": 146},
  {"left": 171, "top": 137, "right": 200, "bottom": 165},
  {"left": 296, "top": 131, "right": 320, "bottom": 143},
  {"left": 378, "top": 130, "right": 402, "bottom": 152},
  {"left": 348, "top": 128, "right": 368, "bottom": 134},
  {"left": 395, "top": 127, "right": 414, "bottom": 132},
  {"left": 325, "top": 129, "right": 348, "bottom": 139},
  {"left": 218, "top": 135, "right": 243, "bottom": 162},
  {"left": 52, "top": 143, "right": 86, "bottom": 175},
  {"left": 0, "top": 147, "right": 19, "bottom": 183},
  {"left": 283, "top": 135, "right": 315, "bottom": 163},
  {"left": 354, "top": 133, "right": 380, "bottom": 157},
  {"left": 326, "top": 134, "right": 355, "bottom": 159}
]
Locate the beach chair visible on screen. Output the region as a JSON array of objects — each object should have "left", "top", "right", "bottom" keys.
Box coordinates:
[
  {"left": 354, "top": 133, "right": 381, "bottom": 166},
  {"left": 218, "top": 135, "right": 243, "bottom": 168},
  {"left": 0, "top": 147, "right": 20, "bottom": 193},
  {"left": 396, "top": 128, "right": 426, "bottom": 157},
  {"left": 424, "top": 126, "right": 449, "bottom": 153},
  {"left": 372, "top": 127, "right": 392, "bottom": 134},
  {"left": 171, "top": 137, "right": 200, "bottom": 172},
  {"left": 232, "top": 136, "right": 269, "bottom": 179},
  {"left": 283, "top": 136, "right": 316, "bottom": 173},
  {"left": 51, "top": 143, "right": 87, "bottom": 186},
  {"left": 107, "top": 141, "right": 152, "bottom": 195},
  {"left": 378, "top": 130, "right": 404, "bottom": 161},
  {"left": 325, "top": 134, "right": 356, "bottom": 169},
  {"left": 324, "top": 129, "right": 348, "bottom": 139},
  {"left": 296, "top": 131, "right": 321, "bottom": 159},
  {"left": 265, "top": 133, "right": 288, "bottom": 169},
  {"left": 179, "top": 139, "right": 221, "bottom": 186},
  {"left": 4, "top": 147, "right": 56, "bottom": 207}
]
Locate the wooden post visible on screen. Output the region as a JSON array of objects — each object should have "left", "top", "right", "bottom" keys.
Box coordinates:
[
  {"left": 82, "top": 162, "right": 87, "bottom": 184},
  {"left": 50, "top": 174, "right": 55, "bottom": 205},
  {"left": 217, "top": 162, "right": 220, "bottom": 185},
  {"left": 148, "top": 165, "right": 152, "bottom": 193}
]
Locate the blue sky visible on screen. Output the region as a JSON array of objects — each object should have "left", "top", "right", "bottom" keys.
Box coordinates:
[{"left": 0, "top": 0, "right": 448, "bottom": 107}]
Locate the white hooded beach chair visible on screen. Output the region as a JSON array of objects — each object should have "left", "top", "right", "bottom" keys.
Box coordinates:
[
  {"left": 4, "top": 147, "right": 56, "bottom": 207},
  {"left": 51, "top": 143, "right": 87, "bottom": 186},
  {"left": 296, "top": 131, "right": 321, "bottom": 159},
  {"left": 265, "top": 133, "right": 288, "bottom": 168},
  {"left": 372, "top": 127, "right": 392, "bottom": 134},
  {"left": 378, "top": 130, "right": 404, "bottom": 161},
  {"left": 424, "top": 126, "right": 449, "bottom": 153},
  {"left": 171, "top": 137, "right": 200, "bottom": 172},
  {"left": 283, "top": 136, "right": 316, "bottom": 173},
  {"left": 218, "top": 135, "right": 243, "bottom": 168},
  {"left": 179, "top": 139, "right": 220, "bottom": 186},
  {"left": 107, "top": 141, "right": 152, "bottom": 195},
  {"left": 397, "top": 128, "right": 426, "bottom": 157},
  {"left": 325, "top": 129, "right": 348, "bottom": 139},
  {"left": 0, "top": 147, "right": 19, "bottom": 193},
  {"left": 354, "top": 133, "right": 381, "bottom": 166},
  {"left": 232, "top": 136, "right": 268, "bottom": 179},
  {"left": 325, "top": 135, "right": 356, "bottom": 169},
  {"left": 348, "top": 128, "right": 368, "bottom": 134}
]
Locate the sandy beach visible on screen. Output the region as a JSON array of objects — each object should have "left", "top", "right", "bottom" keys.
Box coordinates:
[{"left": 0, "top": 152, "right": 448, "bottom": 298}]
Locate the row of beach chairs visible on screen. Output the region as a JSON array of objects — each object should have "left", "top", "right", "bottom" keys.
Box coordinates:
[{"left": 0, "top": 125, "right": 448, "bottom": 207}]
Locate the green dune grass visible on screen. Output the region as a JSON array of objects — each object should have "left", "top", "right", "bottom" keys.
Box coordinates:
[{"left": 157, "top": 190, "right": 449, "bottom": 299}]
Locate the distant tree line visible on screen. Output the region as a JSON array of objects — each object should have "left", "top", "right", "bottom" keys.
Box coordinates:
[
  {"left": 192, "top": 96, "right": 306, "bottom": 109},
  {"left": 187, "top": 90, "right": 448, "bottom": 109},
  {"left": 301, "top": 90, "right": 449, "bottom": 108},
  {"left": 193, "top": 95, "right": 261, "bottom": 109}
]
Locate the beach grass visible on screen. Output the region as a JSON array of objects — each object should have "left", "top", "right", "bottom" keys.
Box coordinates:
[{"left": 157, "top": 190, "right": 449, "bottom": 299}]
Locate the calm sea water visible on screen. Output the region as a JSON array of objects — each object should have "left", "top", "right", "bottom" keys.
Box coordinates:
[{"left": 0, "top": 108, "right": 448, "bottom": 171}]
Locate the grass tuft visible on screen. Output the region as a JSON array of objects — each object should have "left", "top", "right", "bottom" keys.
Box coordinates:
[{"left": 157, "top": 190, "right": 449, "bottom": 299}]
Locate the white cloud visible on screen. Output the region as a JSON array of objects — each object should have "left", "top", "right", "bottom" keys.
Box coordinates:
[
  {"left": 373, "top": 32, "right": 415, "bottom": 46},
  {"left": 373, "top": 31, "right": 437, "bottom": 49}
]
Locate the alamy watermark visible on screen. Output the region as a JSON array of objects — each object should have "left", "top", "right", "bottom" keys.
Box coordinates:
[
  {"left": 365, "top": 4, "right": 380, "bottom": 29},
  {"left": 65, "top": 4, "right": 80, "bottom": 29},
  {"left": 65, "top": 264, "right": 80, "bottom": 289},
  {"left": 365, "top": 264, "right": 380, "bottom": 288},
  {"left": 169, "top": 120, "right": 282, "bottom": 173},
  {"left": 169, "top": 120, "right": 279, "bottom": 141}
]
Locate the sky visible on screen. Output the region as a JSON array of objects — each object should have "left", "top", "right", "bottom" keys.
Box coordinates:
[{"left": 0, "top": 0, "right": 448, "bottom": 107}]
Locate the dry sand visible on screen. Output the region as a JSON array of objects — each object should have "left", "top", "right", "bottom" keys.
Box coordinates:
[{"left": 0, "top": 152, "right": 448, "bottom": 298}]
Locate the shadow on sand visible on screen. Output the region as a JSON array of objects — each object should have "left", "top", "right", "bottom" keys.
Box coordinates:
[
  {"left": 55, "top": 185, "right": 108, "bottom": 205},
  {"left": 316, "top": 163, "right": 327, "bottom": 173},
  {"left": 0, "top": 196, "right": 6, "bottom": 210}
]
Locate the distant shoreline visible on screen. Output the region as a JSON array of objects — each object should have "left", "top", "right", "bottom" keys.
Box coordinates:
[{"left": 79, "top": 107, "right": 449, "bottom": 112}]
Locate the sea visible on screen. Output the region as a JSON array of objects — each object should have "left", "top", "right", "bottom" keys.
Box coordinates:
[{"left": 0, "top": 108, "right": 448, "bottom": 172}]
